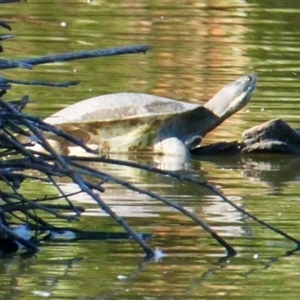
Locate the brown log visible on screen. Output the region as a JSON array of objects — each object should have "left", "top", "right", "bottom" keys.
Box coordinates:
[{"left": 242, "top": 118, "right": 300, "bottom": 154}]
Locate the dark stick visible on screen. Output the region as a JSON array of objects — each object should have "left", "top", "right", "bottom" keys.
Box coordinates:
[
  {"left": 0, "top": 59, "right": 33, "bottom": 69},
  {"left": 0, "top": 0, "right": 22, "bottom": 4},
  {"left": 1, "top": 202, "right": 84, "bottom": 214},
  {"left": 0, "top": 20, "right": 11, "bottom": 30},
  {"left": 5, "top": 78, "right": 80, "bottom": 87},
  {"left": 0, "top": 222, "right": 38, "bottom": 252},
  {"left": 0, "top": 34, "right": 14, "bottom": 40},
  {"left": 0, "top": 45, "right": 151, "bottom": 70}
]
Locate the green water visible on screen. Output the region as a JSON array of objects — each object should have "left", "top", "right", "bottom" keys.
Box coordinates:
[{"left": 1, "top": 1, "right": 300, "bottom": 299}]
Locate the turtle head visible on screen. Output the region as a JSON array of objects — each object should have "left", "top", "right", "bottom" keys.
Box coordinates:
[{"left": 204, "top": 73, "right": 257, "bottom": 120}]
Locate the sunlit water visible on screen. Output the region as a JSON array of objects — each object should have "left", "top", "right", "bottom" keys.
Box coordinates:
[{"left": 1, "top": 1, "right": 300, "bottom": 299}]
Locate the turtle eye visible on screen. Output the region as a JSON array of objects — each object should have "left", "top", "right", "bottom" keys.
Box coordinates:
[{"left": 245, "top": 76, "right": 252, "bottom": 82}]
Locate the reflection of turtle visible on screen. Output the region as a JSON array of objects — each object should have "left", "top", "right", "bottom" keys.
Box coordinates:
[{"left": 44, "top": 74, "right": 257, "bottom": 156}]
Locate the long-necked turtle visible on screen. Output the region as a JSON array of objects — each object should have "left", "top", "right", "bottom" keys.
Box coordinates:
[{"left": 43, "top": 73, "right": 257, "bottom": 156}]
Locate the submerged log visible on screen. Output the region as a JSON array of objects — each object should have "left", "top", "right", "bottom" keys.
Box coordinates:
[
  {"left": 191, "top": 141, "right": 242, "bottom": 155},
  {"left": 193, "top": 119, "right": 300, "bottom": 155}
]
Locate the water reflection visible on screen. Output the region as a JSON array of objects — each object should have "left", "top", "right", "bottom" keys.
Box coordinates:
[{"left": 199, "top": 153, "right": 300, "bottom": 191}]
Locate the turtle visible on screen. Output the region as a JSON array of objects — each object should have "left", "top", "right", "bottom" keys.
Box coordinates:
[{"left": 43, "top": 73, "right": 257, "bottom": 157}]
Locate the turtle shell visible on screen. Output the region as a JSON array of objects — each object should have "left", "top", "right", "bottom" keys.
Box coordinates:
[{"left": 44, "top": 93, "right": 200, "bottom": 153}]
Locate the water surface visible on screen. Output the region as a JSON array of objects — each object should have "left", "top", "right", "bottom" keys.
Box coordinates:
[{"left": 1, "top": 1, "right": 300, "bottom": 299}]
